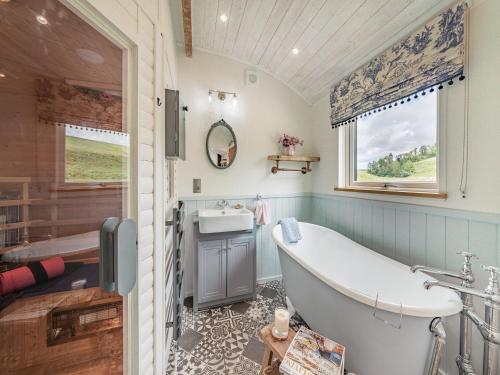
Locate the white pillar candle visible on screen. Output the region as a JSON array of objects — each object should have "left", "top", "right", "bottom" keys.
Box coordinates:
[{"left": 274, "top": 308, "right": 290, "bottom": 335}]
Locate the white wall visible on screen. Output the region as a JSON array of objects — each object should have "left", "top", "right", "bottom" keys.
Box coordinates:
[
  {"left": 310, "top": 0, "right": 500, "bottom": 215},
  {"left": 177, "top": 49, "right": 314, "bottom": 198},
  {"left": 176, "top": 49, "right": 315, "bottom": 298}
]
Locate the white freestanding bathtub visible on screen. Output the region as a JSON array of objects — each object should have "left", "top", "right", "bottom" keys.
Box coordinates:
[{"left": 272, "top": 222, "right": 462, "bottom": 375}]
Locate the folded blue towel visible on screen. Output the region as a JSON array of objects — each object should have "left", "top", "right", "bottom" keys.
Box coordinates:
[{"left": 279, "top": 217, "right": 302, "bottom": 243}]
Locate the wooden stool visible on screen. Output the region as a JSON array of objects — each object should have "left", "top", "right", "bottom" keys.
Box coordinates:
[{"left": 259, "top": 324, "right": 296, "bottom": 375}]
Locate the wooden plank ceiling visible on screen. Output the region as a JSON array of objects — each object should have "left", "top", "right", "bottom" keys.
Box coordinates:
[
  {"left": 0, "top": 0, "right": 122, "bottom": 91},
  {"left": 171, "top": 0, "right": 456, "bottom": 103}
]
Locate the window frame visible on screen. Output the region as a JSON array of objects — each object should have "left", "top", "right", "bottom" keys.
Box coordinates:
[
  {"left": 55, "top": 124, "right": 129, "bottom": 189},
  {"left": 341, "top": 90, "right": 446, "bottom": 194}
]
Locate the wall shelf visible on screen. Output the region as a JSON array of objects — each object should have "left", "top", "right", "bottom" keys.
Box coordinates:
[{"left": 267, "top": 155, "right": 320, "bottom": 174}]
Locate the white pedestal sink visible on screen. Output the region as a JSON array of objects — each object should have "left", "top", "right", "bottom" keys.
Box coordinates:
[{"left": 198, "top": 208, "right": 254, "bottom": 234}]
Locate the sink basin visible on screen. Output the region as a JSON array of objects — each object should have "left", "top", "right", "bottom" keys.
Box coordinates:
[{"left": 198, "top": 208, "right": 254, "bottom": 234}]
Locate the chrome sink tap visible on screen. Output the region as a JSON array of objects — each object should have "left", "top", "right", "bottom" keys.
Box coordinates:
[
  {"left": 424, "top": 264, "right": 500, "bottom": 375},
  {"left": 216, "top": 200, "right": 229, "bottom": 209},
  {"left": 412, "top": 252, "right": 477, "bottom": 375}
]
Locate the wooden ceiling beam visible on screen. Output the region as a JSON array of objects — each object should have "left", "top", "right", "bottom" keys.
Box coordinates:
[{"left": 181, "top": 0, "right": 192, "bottom": 57}]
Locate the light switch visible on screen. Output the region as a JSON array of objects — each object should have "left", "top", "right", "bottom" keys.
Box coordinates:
[{"left": 193, "top": 178, "right": 201, "bottom": 193}]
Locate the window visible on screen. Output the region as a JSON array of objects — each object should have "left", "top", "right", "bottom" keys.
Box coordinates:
[
  {"left": 345, "top": 91, "right": 440, "bottom": 191},
  {"left": 64, "top": 126, "right": 129, "bottom": 184}
]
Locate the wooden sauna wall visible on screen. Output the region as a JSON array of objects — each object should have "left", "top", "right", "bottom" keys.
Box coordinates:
[
  {"left": 0, "top": 70, "right": 38, "bottom": 178},
  {"left": 0, "top": 75, "right": 124, "bottom": 241}
]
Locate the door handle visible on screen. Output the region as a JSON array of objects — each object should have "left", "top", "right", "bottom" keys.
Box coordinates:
[
  {"left": 100, "top": 217, "right": 119, "bottom": 292},
  {"left": 100, "top": 217, "right": 138, "bottom": 296}
]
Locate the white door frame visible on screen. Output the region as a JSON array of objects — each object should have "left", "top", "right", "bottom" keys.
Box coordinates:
[
  {"left": 153, "top": 22, "right": 170, "bottom": 374},
  {"left": 59, "top": 1, "right": 140, "bottom": 374}
]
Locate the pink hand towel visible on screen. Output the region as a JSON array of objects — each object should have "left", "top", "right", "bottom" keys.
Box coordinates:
[{"left": 255, "top": 200, "right": 271, "bottom": 225}]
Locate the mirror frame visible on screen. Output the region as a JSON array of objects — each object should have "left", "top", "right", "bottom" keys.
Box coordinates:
[{"left": 206, "top": 119, "right": 237, "bottom": 169}]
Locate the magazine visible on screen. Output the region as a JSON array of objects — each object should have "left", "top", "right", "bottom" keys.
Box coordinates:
[{"left": 279, "top": 327, "right": 345, "bottom": 375}]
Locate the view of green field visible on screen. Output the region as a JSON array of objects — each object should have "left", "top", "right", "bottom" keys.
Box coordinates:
[
  {"left": 357, "top": 157, "right": 436, "bottom": 182},
  {"left": 65, "top": 136, "right": 128, "bottom": 182}
]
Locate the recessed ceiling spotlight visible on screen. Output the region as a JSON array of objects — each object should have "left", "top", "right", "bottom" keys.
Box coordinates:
[
  {"left": 76, "top": 48, "right": 104, "bottom": 64},
  {"left": 0, "top": 0, "right": 12, "bottom": 3},
  {"left": 36, "top": 15, "right": 48, "bottom": 25},
  {"left": 292, "top": 47, "right": 299, "bottom": 55},
  {"left": 220, "top": 13, "right": 228, "bottom": 22},
  {"left": 0, "top": 73, "right": 6, "bottom": 78}
]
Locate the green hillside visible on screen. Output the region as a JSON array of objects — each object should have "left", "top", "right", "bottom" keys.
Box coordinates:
[
  {"left": 65, "top": 136, "right": 128, "bottom": 182},
  {"left": 357, "top": 157, "right": 436, "bottom": 182}
]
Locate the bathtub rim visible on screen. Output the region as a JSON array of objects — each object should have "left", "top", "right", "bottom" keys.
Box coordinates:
[
  {"left": 1, "top": 230, "right": 99, "bottom": 262},
  {"left": 272, "top": 222, "right": 462, "bottom": 318}
]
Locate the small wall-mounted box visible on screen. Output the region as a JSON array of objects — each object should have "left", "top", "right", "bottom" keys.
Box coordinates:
[
  {"left": 193, "top": 178, "right": 201, "bottom": 194},
  {"left": 165, "top": 89, "right": 187, "bottom": 160}
]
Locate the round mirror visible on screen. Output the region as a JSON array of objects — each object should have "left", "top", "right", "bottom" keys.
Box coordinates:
[{"left": 206, "top": 119, "right": 237, "bottom": 169}]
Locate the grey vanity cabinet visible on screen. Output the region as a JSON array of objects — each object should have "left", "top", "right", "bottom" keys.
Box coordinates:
[
  {"left": 194, "top": 225, "right": 256, "bottom": 310},
  {"left": 197, "top": 239, "right": 227, "bottom": 304},
  {"left": 226, "top": 237, "right": 255, "bottom": 298}
]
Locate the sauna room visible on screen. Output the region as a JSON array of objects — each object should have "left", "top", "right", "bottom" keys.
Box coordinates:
[
  {"left": 1, "top": 0, "right": 499, "bottom": 375},
  {"left": 0, "top": 1, "right": 128, "bottom": 373}
]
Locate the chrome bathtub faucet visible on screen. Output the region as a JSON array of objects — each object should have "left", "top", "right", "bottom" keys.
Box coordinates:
[
  {"left": 418, "top": 255, "right": 500, "bottom": 375},
  {"left": 412, "top": 252, "right": 477, "bottom": 375}
]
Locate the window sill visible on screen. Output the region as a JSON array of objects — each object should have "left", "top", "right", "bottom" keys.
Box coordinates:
[{"left": 335, "top": 186, "right": 447, "bottom": 199}]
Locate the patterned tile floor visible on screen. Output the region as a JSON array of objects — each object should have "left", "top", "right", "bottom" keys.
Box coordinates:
[{"left": 167, "top": 280, "right": 308, "bottom": 374}]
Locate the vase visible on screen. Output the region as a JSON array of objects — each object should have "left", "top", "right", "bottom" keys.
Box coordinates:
[{"left": 285, "top": 145, "right": 295, "bottom": 156}]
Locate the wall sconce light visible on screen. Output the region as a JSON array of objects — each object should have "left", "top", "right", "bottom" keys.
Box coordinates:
[{"left": 208, "top": 89, "right": 238, "bottom": 106}]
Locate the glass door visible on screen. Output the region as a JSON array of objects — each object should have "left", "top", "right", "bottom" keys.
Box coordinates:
[{"left": 0, "top": 1, "right": 129, "bottom": 373}]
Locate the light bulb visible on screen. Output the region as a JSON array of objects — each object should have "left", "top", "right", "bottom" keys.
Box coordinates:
[
  {"left": 292, "top": 47, "right": 299, "bottom": 55},
  {"left": 36, "top": 15, "right": 48, "bottom": 25},
  {"left": 232, "top": 94, "right": 238, "bottom": 107},
  {"left": 208, "top": 91, "right": 213, "bottom": 103},
  {"left": 220, "top": 14, "right": 228, "bottom": 22}
]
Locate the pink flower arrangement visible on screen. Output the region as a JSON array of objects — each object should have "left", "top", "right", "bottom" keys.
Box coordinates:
[{"left": 278, "top": 134, "right": 304, "bottom": 148}]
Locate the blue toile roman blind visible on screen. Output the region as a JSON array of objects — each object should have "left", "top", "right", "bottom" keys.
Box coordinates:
[{"left": 330, "top": 2, "right": 466, "bottom": 128}]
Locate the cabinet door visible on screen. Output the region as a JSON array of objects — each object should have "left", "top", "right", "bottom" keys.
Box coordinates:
[
  {"left": 227, "top": 236, "right": 255, "bottom": 298},
  {"left": 198, "top": 239, "right": 226, "bottom": 304}
]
